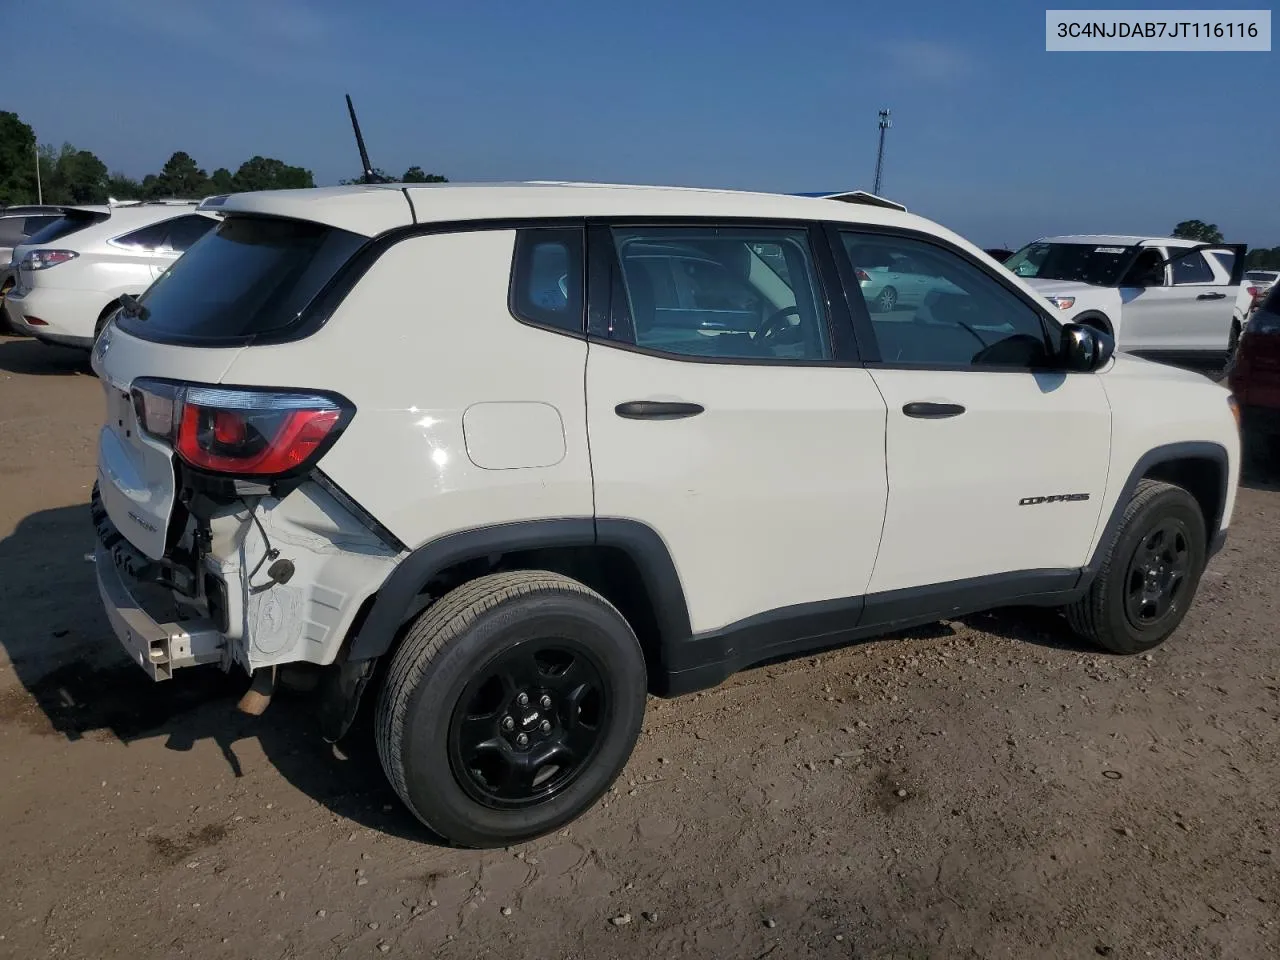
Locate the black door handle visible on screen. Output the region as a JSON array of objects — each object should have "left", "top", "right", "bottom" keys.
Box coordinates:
[
  {"left": 1197, "top": 292, "right": 1227, "bottom": 300},
  {"left": 615, "top": 400, "right": 705, "bottom": 420},
  {"left": 902, "top": 401, "right": 965, "bottom": 419}
]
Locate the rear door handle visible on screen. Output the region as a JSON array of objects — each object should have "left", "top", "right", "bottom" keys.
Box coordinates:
[
  {"left": 615, "top": 400, "right": 705, "bottom": 420},
  {"left": 902, "top": 401, "right": 965, "bottom": 419},
  {"left": 1197, "top": 292, "right": 1227, "bottom": 300}
]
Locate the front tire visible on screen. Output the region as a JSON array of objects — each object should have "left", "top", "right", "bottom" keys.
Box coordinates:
[
  {"left": 1065, "top": 480, "right": 1207, "bottom": 654},
  {"left": 876, "top": 286, "right": 898, "bottom": 313},
  {"left": 375, "top": 570, "right": 647, "bottom": 848}
]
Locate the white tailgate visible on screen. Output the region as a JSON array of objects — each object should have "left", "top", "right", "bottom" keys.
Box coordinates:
[
  {"left": 96, "top": 379, "right": 176, "bottom": 559},
  {"left": 91, "top": 324, "right": 244, "bottom": 559}
]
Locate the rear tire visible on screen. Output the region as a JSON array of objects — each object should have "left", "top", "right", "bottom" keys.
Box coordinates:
[
  {"left": 375, "top": 570, "right": 647, "bottom": 848},
  {"left": 1065, "top": 480, "right": 1207, "bottom": 654}
]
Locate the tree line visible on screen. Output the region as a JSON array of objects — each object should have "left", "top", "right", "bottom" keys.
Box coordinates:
[{"left": 0, "top": 110, "right": 447, "bottom": 207}]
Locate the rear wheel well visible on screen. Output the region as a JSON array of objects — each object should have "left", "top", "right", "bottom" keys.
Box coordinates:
[
  {"left": 1141, "top": 457, "right": 1223, "bottom": 533},
  {"left": 95, "top": 300, "right": 121, "bottom": 336},
  {"left": 414, "top": 546, "right": 665, "bottom": 690}
]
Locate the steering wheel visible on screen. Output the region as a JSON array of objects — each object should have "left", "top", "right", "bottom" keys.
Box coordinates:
[{"left": 753, "top": 305, "right": 802, "bottom": 344}]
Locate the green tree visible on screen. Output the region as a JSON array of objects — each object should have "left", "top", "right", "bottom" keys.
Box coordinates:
[
  {"left": 107, "top": 172, "right": 142, "bottom": 200},
  {"left": 34, "top": 143, "right": 110, "bottom": 204},
  {"left": 340, "top": 166, "right": 448, "bottom": 185},
  {"left": 0, "top": 111, "right": 38, "bottom": 205},
  {"left": 232, "top": 156, "right": 314, "bottom": 192},
  {"left": 402, "top": 166, "right": 447, "bottom": 183},
  {"left": 56, "top": 147, "right": 109, "bottom": 203},
  {"left": 1172, "top": 220, "right": 1224, "bottom": 244},
  {"left": 146, "top": 151, "right": 208, "bottom": 199},
  {"left": 208, "top": 167, "right": 236, "bottom": 194}
]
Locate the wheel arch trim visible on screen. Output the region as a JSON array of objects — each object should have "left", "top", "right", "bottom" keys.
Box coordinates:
[
  {"left": 345, "top": 517, "right": 693, "bottom": 663},
  {"left": 1083, "top": 440, "right": 1229, "bottom": 580}
]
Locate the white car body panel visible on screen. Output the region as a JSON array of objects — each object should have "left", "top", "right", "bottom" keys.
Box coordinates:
[
  {"left": 216, "top": 230, "right": 596, "bottom": 551},
  {"left": 586, "top": 348, "right": 889, "bottom": 634},
  {"left": 865, "top": 368, "right": 1112, "bottom": 592}
]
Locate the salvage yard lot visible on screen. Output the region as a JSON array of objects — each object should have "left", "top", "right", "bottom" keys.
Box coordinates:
[{"left": 0, "top": 334, "right": 1276, "bottom": 960}]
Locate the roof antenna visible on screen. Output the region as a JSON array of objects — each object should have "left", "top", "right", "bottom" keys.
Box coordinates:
[{"left": 346, "top": 93, "right": 381, "bottom": 184}]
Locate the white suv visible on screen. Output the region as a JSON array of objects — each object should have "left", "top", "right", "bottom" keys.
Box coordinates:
[
  {"left": 90, "top": 183, "right": 1241, "bottom": 848},
  {"left": 6, "top": 200, "right": 219, "bottom": 348},
  {"left": 1006, "top": 235, "right": 1248, "bottom": 366}
]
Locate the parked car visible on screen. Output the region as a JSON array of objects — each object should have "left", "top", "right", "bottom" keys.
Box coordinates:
[
  {"left": 0, "top": 205, "right": 67, "bottom": 330},
  {"left": 4, "top": 200, "right": 219, "bottom": 348},
  {"left": 90, "top": 182, "right": 1240, "bottom": 848},
  {"left": 1227, "top": 283, "right": 1280, "bottom": 450},
  {"left": 850, "top": 246, "right": 966, "bottom": 312},
  {"left": 1004, "top": 235, "right": 1247, "bottom": 367},
  {"left": 1246, "top": 269, "right": 1279, "bottom": 298},
  {"left": 1207, "top": 249, "right": 1260, "bottom": 338}
]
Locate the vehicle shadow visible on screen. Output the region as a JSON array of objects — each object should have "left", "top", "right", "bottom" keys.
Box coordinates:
[
  {"left": 0, "top": 503, "right": 436, "bottom": 845},
  {"left": 0, "top": 336, "right": 93, "bottom": 376},
  {"left": 959, "top": 606, "right": 1094, "bottom": 653}
]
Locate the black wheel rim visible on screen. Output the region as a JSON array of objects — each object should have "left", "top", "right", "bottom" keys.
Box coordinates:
[
  {"left": 1123, "top": 518, "right": 1192, "bottom": 628},
  {"left": 448, "top": 639, "right": 609, "bottom": 810}
]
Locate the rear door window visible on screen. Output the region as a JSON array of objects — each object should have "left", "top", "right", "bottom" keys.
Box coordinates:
[
  {"left": 119, "top": 216, "right": 366, "bottom": 343},
  {"left": 1170, "top": 251, "right": 1216, "bottom": 285}
]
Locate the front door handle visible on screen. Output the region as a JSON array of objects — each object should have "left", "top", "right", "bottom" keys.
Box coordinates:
[
  {"left": 615, "top": 400, "right": 705, "bottom": 420},
  {"left": 1197, "top": 292, "right": 1227, "bottom": 301},
  {"left": 902, "top": 401, "right": 965, "bottom": 419}
]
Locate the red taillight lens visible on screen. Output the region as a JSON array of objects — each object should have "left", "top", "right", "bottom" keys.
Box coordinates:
[
  {"left": 22, "top": 249, "right": 78, "bottom": 270},
  {"left": 855, "top": 268, "right": 871, "bottom": 283},
  {"left": 1248, "top": 286, "right": 1259, "bottom": 301},
  {"left": 131, "top": 379, "right": 351, "bottom": 478}
]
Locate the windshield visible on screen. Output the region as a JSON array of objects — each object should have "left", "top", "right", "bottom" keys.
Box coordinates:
[
  {"left": 117, "top": 215, "right": 366, "bottom": 344},
  {"left": 1004, "top": 242, "right": 1136, "bottom": 286}
]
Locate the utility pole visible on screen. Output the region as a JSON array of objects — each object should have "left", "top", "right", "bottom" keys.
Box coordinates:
[
  {"left": 34, "top": 141, "right": 42, "bottom": 205},
  {"left": 872, "top": 108, "right": 891, "bottom": 195}
]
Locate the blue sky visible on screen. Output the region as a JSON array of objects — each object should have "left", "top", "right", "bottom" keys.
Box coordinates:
[{"left": 8, "top": 0, "right": 1278, "bottom": 246}]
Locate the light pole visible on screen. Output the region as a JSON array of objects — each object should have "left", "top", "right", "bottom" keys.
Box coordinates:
[
  {"left": 34, "top": 141, "right": 42, "bottom": 205},
  {"left": 872, "top": 108, "right": 891, "bottom": 196}
]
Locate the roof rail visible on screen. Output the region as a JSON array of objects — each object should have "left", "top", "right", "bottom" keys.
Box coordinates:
[{"left": 792, "top": 190, "right": 907, "bottom": 213}]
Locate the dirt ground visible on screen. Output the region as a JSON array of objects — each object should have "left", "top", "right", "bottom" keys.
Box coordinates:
[{"left": 0, "top": 332, "right": 1277, "bottom": 960}]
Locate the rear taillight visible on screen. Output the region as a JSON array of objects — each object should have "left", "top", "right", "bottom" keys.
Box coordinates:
[
  {"left": 1248, "top": 286, "right": 1259, "bottom": 302},
  {"left": 22, "top": 249, "right": 78, "bottom": 270},
  {"left": 131, "top": 379, "right": 352, "bottom": 478},
  {"left": 855, "top": 268, "right": 871, "bottom": 283}
]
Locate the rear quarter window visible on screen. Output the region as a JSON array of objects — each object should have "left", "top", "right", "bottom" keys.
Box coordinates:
[
  {"left": 23, "top": 211, "right": 110, "bottom": 246},
  {"left": 118, "top": 216, "right": 366, "bottom": 344}
]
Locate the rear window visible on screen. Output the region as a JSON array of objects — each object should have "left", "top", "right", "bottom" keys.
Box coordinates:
[
  {"left": 118, "top": 216, "right": 366, "bottom": 343},
  {"left": 23, "top": 210, "right": 110, "bottom": 246}
]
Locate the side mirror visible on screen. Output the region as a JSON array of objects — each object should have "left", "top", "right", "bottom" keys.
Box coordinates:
[{"left": 1060, "top": 322, "right": 1115, "bottom": 372}]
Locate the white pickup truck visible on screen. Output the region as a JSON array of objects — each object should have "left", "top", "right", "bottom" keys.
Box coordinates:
[{"left": 1005, "top": 235, "right": 1248, "bottom": 367}]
